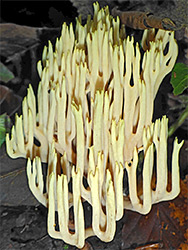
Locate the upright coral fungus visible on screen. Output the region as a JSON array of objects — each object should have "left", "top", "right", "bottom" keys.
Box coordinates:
[{"left": 6, "top": 2, "right": 183, "bottom": 248}]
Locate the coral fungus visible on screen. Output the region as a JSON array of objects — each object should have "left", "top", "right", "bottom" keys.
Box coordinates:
[{"left": 6, "top": 2, "right": 183, "bottom": 248}]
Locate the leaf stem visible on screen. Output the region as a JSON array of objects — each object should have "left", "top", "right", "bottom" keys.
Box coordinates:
[{"left": 168, "top": 105, "right": 188, "bottom": 137}]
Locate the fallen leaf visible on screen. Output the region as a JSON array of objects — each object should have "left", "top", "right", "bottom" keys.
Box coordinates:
[
  {"left": 0, "top": 23, "right": 60, "bottom": 89},
  {"left": 170, "top": 63, "right": 188, "bottom": 96},
  {"left": 0, "top": 62, "right": 14, "bottom": 83},
  {"left": 121, "top": 178, "right": 188, "bottom": 249},
  {"left": 169, "top": 178, "right": 188, "bottom": 227},
  {"left": 0, "top": 113, "right": 11, "bottom": 147},
  {"left": 0, "top": 23, "right": 39, "bottom": 59},
  {"left": 0, "top": 143, "right": 39, "bottom": 206},
  {"left": 0, "top": 85, "right": 22, "bottom": 117},
  {"left": 179, "top": 228, "right": 188, "bottom": 250}
]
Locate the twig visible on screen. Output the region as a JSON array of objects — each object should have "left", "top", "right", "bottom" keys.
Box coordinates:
[{"left": 168, "top": 105, "right": 188, "bottom": 137}]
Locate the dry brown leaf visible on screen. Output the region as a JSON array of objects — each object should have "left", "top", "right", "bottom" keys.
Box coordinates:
[
  {"left": 0, "top": 23, "right": 39, "bottom": 59},
  {"left": 0, "top": 23, "right": 60, "bottom": 89},
  {"left": 121, "top": 178, "right": 188, "bottom": 249},
  {"left": 0, "top": 85, "right": 22, "bottom": 116}
]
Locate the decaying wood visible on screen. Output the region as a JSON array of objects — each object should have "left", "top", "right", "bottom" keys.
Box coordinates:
[{"left": 112, "top": 8, "right": 176, "bottom": 30}]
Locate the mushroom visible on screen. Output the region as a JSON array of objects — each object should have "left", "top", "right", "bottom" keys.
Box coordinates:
[{"left": 6, "top": 2, "right": 183, "bottom": 248}]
